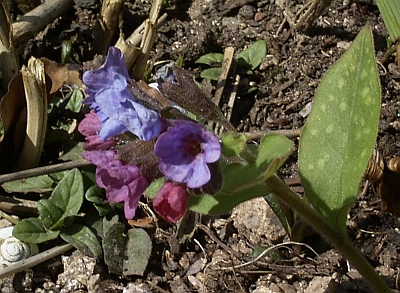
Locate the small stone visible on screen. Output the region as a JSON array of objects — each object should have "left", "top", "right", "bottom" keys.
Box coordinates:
[{"left": 254, "top": 12, "right": 267, "bottom": 22}]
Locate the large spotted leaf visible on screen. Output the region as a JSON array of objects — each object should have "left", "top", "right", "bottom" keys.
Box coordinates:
[{"left": 298, "top": 26, "right": 381, "bottom": 235}]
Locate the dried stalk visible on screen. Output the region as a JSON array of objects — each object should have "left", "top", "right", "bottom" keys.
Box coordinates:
[
  {"left": 93, "top": 0, "right": 124, "bottom": 56},
  {"left": 0, "top": 159, "right": 91, "bottom": 184},
  {"left": 0, "top": 243, "right": 73, "bottom": 279},
  {"left": 295, "top": 0, "right": 334, "bottom": 31},
  {"left": 115, "top": 12, "right": 167, "bottom": 71},
  {"left": 12, "top": 0, "right": 74, "bottom": 46},
  {"left": 130, "top": 0, "right": 164, "bottom": 79},
  {"left": 15, "top": 57, "right": 47, "bottom": 171}
]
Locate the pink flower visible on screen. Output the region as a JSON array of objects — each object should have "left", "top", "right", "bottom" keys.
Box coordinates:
[
  {"left": 78, "top": 111, "right": 117, "bottom": 150},
  {"left": 82, "top": 150, "right": 148, "bottom": 219},
  {"left": 153, "top": 182, "right": 189, "bottom": 223}
]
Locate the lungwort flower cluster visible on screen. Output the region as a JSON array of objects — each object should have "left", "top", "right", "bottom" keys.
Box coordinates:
[{"left": 79, "top": 47, "right": 222, "bottom": 222}]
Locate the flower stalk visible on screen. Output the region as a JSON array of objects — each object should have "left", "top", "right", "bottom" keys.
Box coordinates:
[{"left": 265, "top": 174, "right": 392, "bottom": 293}]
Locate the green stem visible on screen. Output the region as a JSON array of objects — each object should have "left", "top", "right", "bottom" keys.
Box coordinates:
[{"left": 265, "top": 174, "right": 392, "bottom": 293}]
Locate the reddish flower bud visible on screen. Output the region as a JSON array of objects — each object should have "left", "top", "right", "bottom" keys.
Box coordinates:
[{"left": 153, "top": 182, "right": 188, "bottom": 223}]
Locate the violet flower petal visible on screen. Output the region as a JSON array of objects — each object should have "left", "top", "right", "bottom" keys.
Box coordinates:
[
  {"left": 154, "top": 120, "right": 221, "bottom": 188},
  {"left": 82, "top": 47, "right": 163, "bottom": 141}
]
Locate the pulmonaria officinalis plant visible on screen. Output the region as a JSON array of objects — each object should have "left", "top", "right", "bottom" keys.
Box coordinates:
[
  {"left": 79, "top": 46, "right": 223, "bottom": 222},
  {"left": 75, "top": 26, "right": 391, "bottom": 292}
]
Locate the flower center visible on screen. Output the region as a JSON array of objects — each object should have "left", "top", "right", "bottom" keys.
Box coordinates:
[{"left": 186, "top": 139, "right": 202, "bottom": 157}]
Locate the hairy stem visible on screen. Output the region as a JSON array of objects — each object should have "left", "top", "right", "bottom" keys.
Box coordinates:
[{"left": 265, "top": 174, "right": 392, "bottom": 293}]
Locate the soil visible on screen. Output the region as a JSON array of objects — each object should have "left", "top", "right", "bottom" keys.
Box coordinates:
[{"left": 2, "top": 0, "right": 400, "bottom": 292}]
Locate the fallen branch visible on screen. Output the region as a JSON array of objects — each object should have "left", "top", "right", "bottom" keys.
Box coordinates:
[{"left": 12, "top": 0, "right": 74, "bottom": 46}]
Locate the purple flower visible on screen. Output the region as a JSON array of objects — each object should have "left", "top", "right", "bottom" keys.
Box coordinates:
[
  {"left": 153, "top": 182, "right": 188, "bottom": 223},
  {"left": 154, "top": 120, "right": 221, "bottom": 188},
  {"left": 78, "top": 111, "right": 117, "bottom": 151},
  {"left": 82, "top": 150, "right": 149, "bottom": 219},
  {"left": 82, "top": 46, "right": 164, "bottom": 141}
]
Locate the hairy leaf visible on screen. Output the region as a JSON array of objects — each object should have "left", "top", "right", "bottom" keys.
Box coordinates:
[
  {"left": 13, "top": 218, "right": 59, "bottom": 243},
  {"left": 123, "top": 228, "right": 152, "bottom": 276},
  {"left": 61, "top": 223, "right": 102, "bottom": 259},
  {"left": 298, "top": 26, "right": 381, "bottom": 235},
  {"left": 49, "top": 168, "right": 84, "bottom": 229}
]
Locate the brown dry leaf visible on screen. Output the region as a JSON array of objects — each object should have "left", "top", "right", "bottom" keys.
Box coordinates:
[
  {"left": 41, "top": 57, "right": 83, "bottom": 94},
  {"left": 0, "top": 74, "right": 27, "bottom": 173}
]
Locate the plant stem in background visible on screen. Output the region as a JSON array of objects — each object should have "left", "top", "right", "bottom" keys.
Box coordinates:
[{"left": 265, "top": 174, "right": 392, "bottom": 293}]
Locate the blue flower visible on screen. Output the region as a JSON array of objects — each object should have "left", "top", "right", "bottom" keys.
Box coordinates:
[
  {"left": 154, "top": 120, "right": 221, "bottom": 188},
  {"left": 82, "top": 47, "right": 164, "bottom": 141}
]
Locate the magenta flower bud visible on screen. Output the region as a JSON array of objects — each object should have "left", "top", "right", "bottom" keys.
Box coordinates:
[{"left": 153, "top": 182, "right": 189, "bottom": 223}]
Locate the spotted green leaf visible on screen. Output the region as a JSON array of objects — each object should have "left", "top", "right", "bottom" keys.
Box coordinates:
[{"left": 298, "top": 26, "right": 381, "bottom": 235}]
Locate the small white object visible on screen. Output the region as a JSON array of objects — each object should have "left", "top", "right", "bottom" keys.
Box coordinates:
[{"left": 0, "top": 226, "right": 38, "bottom": 267}]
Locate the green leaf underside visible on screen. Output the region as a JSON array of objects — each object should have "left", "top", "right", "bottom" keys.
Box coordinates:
[
  {"left": 298, "top": 26, "right": 381, "bottom": 235},
  {"left": 189, "top": 135, "right": 293, "bottom": 214},
  {"left": 13, "top": 218, "right": 59, "bottom": 243},
  {"left": 123, "top": 228, "right": 152, "bottom": 276}
]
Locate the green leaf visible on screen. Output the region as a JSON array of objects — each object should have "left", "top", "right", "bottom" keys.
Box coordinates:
[
  {"left": 60, "top": 142, "right": 85, "bottom": 161},
  {"left": 65, "top": 88, "right": 84, "bottom": 113},
  {"left": 221, "top": 133, "right": 247, "bottom": 157},
  {"left": 123, "top": 228, "right": 152, "bottom": 276},
  {"left": 376, "top": 0, "right": 400, "bottom": 41},
  {"left": 143, "top": 177, "right": 165, "bottom": 199},
  {"left": 256, "top": 134, "right": 294, "bottom": 171},
  {"left": 264, "top": 194, "right": 293, "bottom": 236},
  {"left": 237, "top": 40, "right": 267, "bottom": 70},
  {"left": 13, "top": 218, "right": 59, "bottom": 243},
  {"left": 103, "top": 222, "right": 126, "bottom": 274},
  {"left": 85, "top": 185, "right": 115, "bottom": 216},
  {"left": 61, "top": 223, "right": 102, "bottom": 259},
  {"left": 195, "top": 53, "right": 224, "bottom": 65},
  {"left": 200, "top": 67, "right": 221, "bottom": 80},
  {"left": 298, "top": 26, "right": 381, "bottom": 235},
  {"left": 38, "top": 199, "right": 63, "bottom": 229},
  {"left": 2, "top": 172, "right": 64, "bottom": 193},
  {"left": 49, "top": 169, "right": 84, "bottom": 229},
  {"left": 189, "top": 135, "right": 293, "bottom": 214}
]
